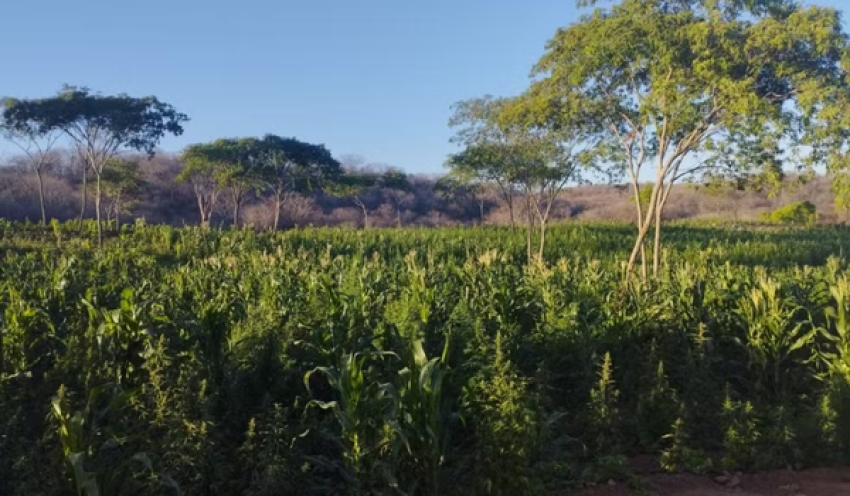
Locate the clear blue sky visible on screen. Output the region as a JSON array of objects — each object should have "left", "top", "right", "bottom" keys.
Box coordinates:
[
  {"left": 3, "top": 1, "right": 847, "bottom": 175},
  {"left": 1, "top": 0, "right": 581, "bottom": 174}
]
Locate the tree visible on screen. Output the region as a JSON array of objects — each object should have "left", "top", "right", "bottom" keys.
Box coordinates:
[
  {"left": 448, "top": 96, "right": 587, "bottom": 260},
  {"left": 434, "top": 171, "right": 488, "bottom": 224},
  {"left": 178, "top": 142, "right": 230, "bottom": 227},
  {"left": 328, "top": 170, "right": 379, "bottom": 229},
  {"left": 448, "top": 97, "right": 520, "bottom": 228},
  {"left": 222, "top": 138, "right": 264, "bottom": 227},
  {"left": 380, "top": 168, "right": 411, "bottom": 227},
  {"left": 700, "top": 168, "right": 783, "bottom": 220},
  {"left": 0, "top": 116, "right": 60, "bottom": 225},
  {"left": 101, "top": 157, "right": 145, "bottom": 229},
  {"left": 257, "top": 135, "right": 341, "bottom": 230},
  {"left": 521, "top": 0, "right": 850, "bottom": 277},
  {"left": 178, "top": 138, "right": 266, "bottom": 227},
  {"left": 1, "top": 86, "right": 187, "bottom": 244}
]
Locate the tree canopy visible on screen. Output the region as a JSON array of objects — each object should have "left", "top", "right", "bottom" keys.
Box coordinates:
[
  {"left": 2, "top": 86, "right": 187, "bottom": 242},
  {"left": 513, "top": 0, "right": 850, "bottom": 275},
  {"left": 448, "top": 95, "right": 590, "bottom": 258},
  {"left": 2, "top": 86, "right": 187, "bottom": 160}
]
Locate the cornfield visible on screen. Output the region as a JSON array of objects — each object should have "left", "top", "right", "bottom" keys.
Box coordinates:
[{"left": 2, "top": 219, "right": 850, "bottom": 495}]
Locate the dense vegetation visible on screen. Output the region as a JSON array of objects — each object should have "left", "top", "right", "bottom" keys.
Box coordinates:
[
  {"left": 4, "top": 0, "right": 850, "bottom": 494},
  {"left": 2, "top": 220, "right": 850, "bottom": 495}
]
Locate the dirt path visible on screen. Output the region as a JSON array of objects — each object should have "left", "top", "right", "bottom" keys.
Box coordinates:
[{"left": 580, "top": 468, "right": 850, "bottom": 496}]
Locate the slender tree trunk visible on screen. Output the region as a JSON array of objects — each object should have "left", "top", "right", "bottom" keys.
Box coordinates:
[
  {"left": 115, "top": 194, "right": 122, "bottom": 231},
  {"left": 34, "top": 169, "right": 47, "bottom": 226},
  {"left": 78, "top": 167, "right": 88, "bottom": 230},
  {"left": 355, "top": 197, "right": 369, "bottom": 229},
  {"left": 273, "top": 194, "right": 283, "bottom": 231},
  {"left": 95, "top": 173, "right": 103, "bottom": 246},
  {"left": 538, "top": 220, "right": 547, "bottom": 261},
  {"left": 629, "top": 178, "right": 646, "bottom": 279},
  {"left": 653, "top": 201, "right": 663, "bottom": 277},
  {"left": 197, "top": 196, "right": 207, "bottom": 227},
  {"left": 627, "top": 220, "right": 653, "bottom": 276},
  {"left": 232, "top": 201, "right": 240, "bottom": 228},
  {"left": 525, "top": 196, "right": 533, "bottom": 262},
  {"left": 478, "top": 199, "right": 485, "bottom": 224}
]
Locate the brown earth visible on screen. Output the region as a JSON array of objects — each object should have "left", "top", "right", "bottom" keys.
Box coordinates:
[{"left": 579, "top": 467, "right": 850, "bottom": 496}]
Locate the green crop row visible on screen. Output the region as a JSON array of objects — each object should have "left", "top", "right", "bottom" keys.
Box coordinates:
[{"left": 1, "top": 221, "right": 849, "bottom": 495}]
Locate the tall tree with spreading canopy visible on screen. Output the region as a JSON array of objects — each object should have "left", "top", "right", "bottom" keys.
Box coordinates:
[
  {"left": 257, "top": 134, "right": 341, "bottom": 230},
  {"left": 178, "top": 142, "right": 230, "bottom": 227},
  {"left": 448, "top": 96, "right": 588, "bottom": 260},
  {"left": 520, "top": 0, "right": 850, "bottom": 277},
  {"left": 178, "top": 138, "right": 267, "bottom": 227},
  {"left": 1, "top": 86, "right": 187, "bottom": 244},
  {"left": 448, "top": 97, "right": 520, "bottom": 228},
  {"left": 0, "top": 110, "right": 61, "bottom": 225}
]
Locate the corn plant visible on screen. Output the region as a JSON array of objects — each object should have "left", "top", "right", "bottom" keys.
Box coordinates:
[
  {"left": 397, "top": 338, "right": 453, "bottom": 496},
  {"left": 819, "top": 276, "right": 850, "bottom": 452},
  {"left": 51, "top": 384, "right": 179, "bottom": 495},
  {"left": 736, "top": 276, "right": 817, "bottom": 403},
  {"left": 304, "top": 350, "right": 403, "bottom": 495}
]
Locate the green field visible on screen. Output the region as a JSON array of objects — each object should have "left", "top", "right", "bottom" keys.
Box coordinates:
[{"left": 2, "top": 221, "right": 850, "bottom": 495}]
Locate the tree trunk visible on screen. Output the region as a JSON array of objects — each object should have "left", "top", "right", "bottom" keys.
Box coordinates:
[
  {"left": 653, "top": 202, "right": 663, "bottom": 277},
  {"left": 78, "top": 167, "right": 88, "bottom": 231},
  {"left": 197, "top": 195, "right": 207, "bottom": 227},
  {"left": 355, "top": 197, "right": 369, "bottom": 229},
  {"left": 94, "top": 173, "right": 103, "bottom": 246},
  {"left": 627, "top": 219, "right": 653, "bottom": 276},
  {"left": 115, "top": 194, "right": 122, "bottom": 231},
  {"left": 478, "top": 199, "right": 485, "bottom": 224},
  {"left": 35, "top": 169, "right": 46, "bottom": 226},
  {"left": 273, "top": 194, "right": 282, "bottom": 231},
  {"left": 538, "top": 220, "right": 547, "bottom": 262},
  {"left": 232, "top": 200, "right": 240, "bottom": 228},
  {"left": 629, "top": 179, "right": 646, "bottom": 279},
  {"left": 525, "top": 196, "right": 533, "bottom": 262}
]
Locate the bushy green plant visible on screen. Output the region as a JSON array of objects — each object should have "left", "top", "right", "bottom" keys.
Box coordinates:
[
  {"left": 463, "top": 333, "right": 543, "bottom": 496},
  {"left": 660, "top": 416, "right": 713, "bottom": 474},
  {"left": 760, "top": 201, "right": 817, "bottom": 225},
  {"left": 636, "top": 361, "right": 680, "bottom": 450},
  {"left": 581, "top": 353, "right": 630, "bottom": 483}
]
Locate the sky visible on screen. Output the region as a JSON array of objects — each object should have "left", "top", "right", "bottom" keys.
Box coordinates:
[
  {"left": 3, "top": 1, "right": 848, "bottom": 176},
  {"left": 1, "top": 0, "right": 583, "bottom": 174}
]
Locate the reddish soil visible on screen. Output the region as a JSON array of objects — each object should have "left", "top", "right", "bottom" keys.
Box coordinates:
[{"left": 579, "top": 467, "right": 850, "bottom": 496}]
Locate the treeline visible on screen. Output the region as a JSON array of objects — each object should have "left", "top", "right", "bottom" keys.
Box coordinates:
[
  {"left": 0, "top": 146, "right": 842, "bottom": 230},
  {"left": 0, "top": 149, "right": 476, "bottom": 229},
  {"left": 0, "top": 87, "right": 526, "bottom": 231}
]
